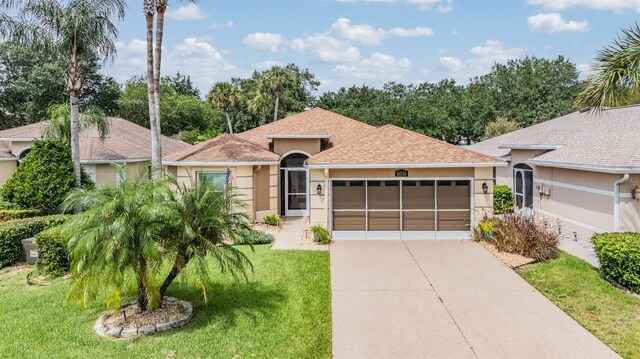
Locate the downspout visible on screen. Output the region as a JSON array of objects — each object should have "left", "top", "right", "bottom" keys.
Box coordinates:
[
  {"left": 613, "top": 173, "right": 630, "bottom": 232},
  {"left": 253, "top": 165, "right": 262, "bottom": 222},
  {"left": 324, "top": 168, "right": 329, "bottom": 229}
]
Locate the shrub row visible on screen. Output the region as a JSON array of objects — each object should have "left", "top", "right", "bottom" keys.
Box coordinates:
[
  {"left": 592, "top": 232, "right": 640, "bottom": 293},
  {"left": 0, "top": 209, "right": 44, "bottom": 222},
  {"left": 0, "top": 215, "right": 70, "bottom": 268},
  {"left": 35, "top": 226, "right": 70, "bottom": 276},
  {"left": 474, "top": 214, "right": 558, "bottom": 261},
  {"left": 238, "top": 229, "right": 274, "bottom": 245}
]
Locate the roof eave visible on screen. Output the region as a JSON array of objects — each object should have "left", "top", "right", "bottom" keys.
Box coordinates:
[
  {"left": 163, "top": 160, "right": 279, "bottom": 166},
  {"left": 81, "top": 158, "right": 148, "bottom": 164},
  {"left": 498, "top": 144, "right": 564, "bottom": 150},
  {"left": 527, "top": 159, "right": 640, "bottom": 174},
  {"left": 305, "top": 162, "right": 507, "bottom": 169},
  {"left": 263, "top": 134, "right": 330, "bottom": 139}
]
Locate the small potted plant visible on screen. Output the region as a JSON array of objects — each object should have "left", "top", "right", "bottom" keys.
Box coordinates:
[{"left": 310, "top": 224, "right": 330, "bottom": 244}]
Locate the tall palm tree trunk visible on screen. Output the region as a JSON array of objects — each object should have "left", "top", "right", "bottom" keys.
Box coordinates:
[
  {"left": 137, "top": 254, "right": 149, "bottom": 311},
  {"left": 225, "top": 111, "right": 234, "bottom": 134},
  {"left": 152, "top": 0, "right": 167, "bottom": 180},
  {"left": 273, "top": 93, "right": 280, "bottom": 122},
  {"left": 145, "top": 6, "right": 160, "bottom": 179},
  {"left": 66, "top": 44, "right": 83, "bottom": 188}
]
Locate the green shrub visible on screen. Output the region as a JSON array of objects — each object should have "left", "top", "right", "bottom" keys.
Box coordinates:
[
  {"left": 475, "top": 214, "right": 558, "bottom": 261},
  {"left": 0, "top": 215, "right": 70, "bottom": 268},
  {"left": 0, "top": 201, "right": 16, "bottom": 210},
  {"left": 35, "top": 226, "right": 70, "bottom": 276},
  {"left": 310, "top": 225, "right": 331, "bottom": 244},
  {"left": 264, "top": 214, "right": 282, "bottom": 227},
  {"left": 238, "top": 229, "right": 274, "bottom": 245},
  {"left": 592, "top": 233, "right": 640, "bottom": 293},
  {"left": 0, "top": 140, "right": 93, "bottom": 213},
  {"left": 493, "top": 184, "right": 514, "bottom": 214},
  {"left": 0, "top": 209, "right": 44, "bottom": 222}
]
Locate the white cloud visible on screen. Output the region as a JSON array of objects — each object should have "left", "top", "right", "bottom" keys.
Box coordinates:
[
  {"left": 208, "top": 20, "right": 234, "bottom": 29},
  {"left": 253, "top": 60, "right": 283, "bottom": 70},
  {"left": 527, "top": 13, "right": 590, "bottom": 33},
  {"left": 166, "top": 4, "right": 208, "bottom": 20},
  {"left": 438, "top": 0, "right": 454, "bottom": 12},
  {"left": 406, "top": 0, "right": 443, "bottom": 11},
  {"left": 437, "top": 40, "right": 523, "bottom": 81},
  {"left": 332, "top": 52, "right": 411, "bottom": 80},
  {"left": 329, "top": 17, "right": 433, "bottom": 45},
  {"left": 242, "top": 32, "right": 284, "bottom": 52},
  {"left": 110, "top": 37, "right": 244, "bottom": 94},
  {"left": 526, "top": 0, "right": 640, "bottom": 13},
  {"left": 291, "top": 34, "right": 361, "bottom": 62},
  {"left": 576, "top": 63, "right": 594, "bottom": 78},
  {"left": 439, "top": 56, "right": 463, "bottom": 71}
]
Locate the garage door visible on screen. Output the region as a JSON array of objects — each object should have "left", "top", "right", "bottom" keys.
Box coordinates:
[{"left": 331, "top": 179, "right": 472, "bottom": 240}]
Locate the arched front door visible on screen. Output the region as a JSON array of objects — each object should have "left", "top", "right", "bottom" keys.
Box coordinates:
[{"left": 280, "top": 153, "right": 309, "bottom": 216}]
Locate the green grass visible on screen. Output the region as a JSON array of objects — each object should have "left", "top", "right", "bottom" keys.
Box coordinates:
[
  {"left": 517, "top": 252, "right": 640, "bottom": 359},
  {"left": 0, "top": 246, "right": 331, "bottom": 359}
]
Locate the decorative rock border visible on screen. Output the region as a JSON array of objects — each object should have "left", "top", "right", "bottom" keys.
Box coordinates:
[{"left": 94, "top": 297, "right": 193, "bottom": 338}]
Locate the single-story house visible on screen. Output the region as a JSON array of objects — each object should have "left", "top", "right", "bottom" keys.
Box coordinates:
[
  {"left": 0, "top": 117, "right": 190, "bottom": 186},
  {"left": 468, "top": 105, "right": 640, "bottom": 242},
  {"left": 164, "top": 108, "right": 505, "bottom": 240}
]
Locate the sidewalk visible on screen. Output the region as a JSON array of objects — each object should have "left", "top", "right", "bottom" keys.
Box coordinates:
[{"left": 271, "top": 217, "right": 329, "bottom": 251}]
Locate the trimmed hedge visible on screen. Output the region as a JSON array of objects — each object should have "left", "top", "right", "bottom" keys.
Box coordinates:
[
  {"left": 238, "top": 229, "right": 274, "bottom": 245},
  {"left": 0, "top": 215, "right": 70, "bottom": 268},
  {"left": 493, "top": 184, "right": 514, "bottom": 214},
  {"left": 0, "top": 209, "right": 44, "bottom": 222},
  {"left": 35, "top": 226, "right": 70, "bottom": 276},
  {"left": 593, "top": 232, "right": 640, "bottom": 293}
]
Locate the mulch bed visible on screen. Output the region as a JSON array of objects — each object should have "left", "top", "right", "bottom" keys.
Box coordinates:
[
  {"left": 104, "top": 300, "right": 185, "bottom": 328},
  {"left": 477, "top": 241, "right": 536, "bottom": 268}
]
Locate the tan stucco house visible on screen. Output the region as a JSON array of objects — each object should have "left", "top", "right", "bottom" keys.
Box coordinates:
[
  {"left": 469, "top": 105, "right": 640, "bottom": 242},
  {"left": 0, "top": 117, "right": 190, "bottom": 186},
  {"left": 164, "top": 108, "right": 505, "bottom": 240}
]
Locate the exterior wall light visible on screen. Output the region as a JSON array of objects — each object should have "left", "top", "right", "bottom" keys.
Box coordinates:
[
  {"left": 317, "top": 183, "right": 323, "bottom": 195},
  {"left": 482, "top": 182, "right": 488, "bottom": 194}
]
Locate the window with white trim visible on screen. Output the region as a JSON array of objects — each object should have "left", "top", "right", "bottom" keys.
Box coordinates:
[{"left": 197, "top": 172, "right": 226, "bottom": 191}]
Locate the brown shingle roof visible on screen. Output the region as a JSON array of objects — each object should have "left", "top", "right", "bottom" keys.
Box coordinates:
[
  {"left": 0, "top": 117, "right": 190, "bottom": 162},
  {"left": 163, "top": 134, "right": 280, "bottom": 163},
  {"left": 307, "top": 124, "right": 503, "bottom": 166},
  {"left": 237, "top": 107, "right": 376, "bottom": 149}
]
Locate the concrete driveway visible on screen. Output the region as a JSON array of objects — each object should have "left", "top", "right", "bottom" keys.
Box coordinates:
[{"left": 331, "top": 240, "right": 619, "bottom": 359}]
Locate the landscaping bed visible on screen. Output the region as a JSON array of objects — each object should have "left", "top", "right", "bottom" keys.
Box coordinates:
[
  {"left": 517, "top": 252, "right": 640, "bottom": 358},
  {"left": 0, "top": 246, "right": 331, "bottom": 358}
]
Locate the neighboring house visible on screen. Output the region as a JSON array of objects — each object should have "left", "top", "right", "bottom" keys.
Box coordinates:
[
  {"left": 164, "top": 108, "right": 504, "bottom": 240},
  {"left": 0, "top": 117, "right": 190, "bottom": 186},
  {"left": 469, "top": 105, "right": 640, "bottom": 242}
]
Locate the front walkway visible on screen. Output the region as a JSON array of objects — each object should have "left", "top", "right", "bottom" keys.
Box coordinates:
[
  {"left": 331, "top": 240, "right": 618, "bottom": 359},
  {"left": 271, "top": 217, "right": 329, "bottom": 251}
]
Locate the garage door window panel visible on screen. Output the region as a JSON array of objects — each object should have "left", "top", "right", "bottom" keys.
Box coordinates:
[
  {"left": 402, "top": 181, "right": 435, "bottom": 231},
  {"left": 332, "top": 181, "right": 366, "bottom": 231},
  {"left": 436, "top": 180, "right": 470, "bottom": 232}
]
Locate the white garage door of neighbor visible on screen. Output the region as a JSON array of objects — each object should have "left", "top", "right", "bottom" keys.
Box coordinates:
[{"left": 331, "top": 179, "right": 472, "bottom": 240}]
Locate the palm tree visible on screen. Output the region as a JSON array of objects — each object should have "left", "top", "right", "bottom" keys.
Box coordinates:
[
  {"left": 248, "top": 83, "right": 273, "bottom": 126},
  {"left": 62, "top": 167, "right": 170, "bottom": 312},
  {"left": 44, "top": 103, "right": 110, "bottom": 144},
  {"left": 262, "top": 66, "right": 296, "bottom": 122},
  {"left": 0, "top": 0, "right": 125, "bottom": 188},
  {"left": 208, "top": 82, "right": 242, "bottom": 134},
  {"left": 159, "top": 179, "right": 253, "bottom": 299},
  {"left": 576, "top": 23, "right": 640, "bottom": 110}
]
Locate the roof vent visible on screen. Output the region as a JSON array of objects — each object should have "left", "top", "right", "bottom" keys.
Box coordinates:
[{"left": 579, "top": 106, "right": 591, "bottom": 113}]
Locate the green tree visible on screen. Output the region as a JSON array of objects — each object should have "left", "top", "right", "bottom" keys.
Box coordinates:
[
  {"left": 0, "top": 41, "right": 120, "bottom": 130},
  {"left": 262, "top": 66, "right": 297, "bottom": 122},
  {"left": 163, "top": 72, "right": 200, "bottom": 97},
  {"left": 0, "top": 140, "right": 93, "bottom": 213},
  {"left": 62, "top": 169, "right": 167, "bottom": 312},
  {"left": 207, "top": 82, "right": 242, "bottom": 134},
  {"left": 0, "top": 0, "right": 126, "bottom": 188},
  {"left": 484, "top": 117, "right": 521, "bottom": 139},
  {"left": 159, "top": 179, "right": 253, "bottom": 298},
  {"left": 44, "top": 103, "right": 109, "bottom": 144},
  {"left": 576, "top": 23, "right": 640, "bottom": 109},
  {"left": 476, "top": 56, "right": 581, "bottom": 127}
]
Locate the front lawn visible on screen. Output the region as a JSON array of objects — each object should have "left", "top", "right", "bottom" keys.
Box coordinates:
[
  {"left": 0, "top": 246, "right": 331, "bottom": 359},
  {"left": 517, "top": 252, "right": 640, "bottom": 358}
]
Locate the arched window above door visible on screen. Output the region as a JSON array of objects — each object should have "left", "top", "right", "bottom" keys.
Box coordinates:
[{"left": 280, "top": 152, "right": 308, "bottom": 168}]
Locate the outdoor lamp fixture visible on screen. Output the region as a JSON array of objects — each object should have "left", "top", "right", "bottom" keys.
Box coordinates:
[
  {"left": 317, "top": 184, "right": 323, "bottom": 195},
  {"left": 482, "top": 182, "right": 488, "bottom": 194}
]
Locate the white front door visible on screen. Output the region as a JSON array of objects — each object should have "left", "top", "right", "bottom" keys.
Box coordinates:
[{"left": 285, "top": 168, "right": 309, "bottom": 216}]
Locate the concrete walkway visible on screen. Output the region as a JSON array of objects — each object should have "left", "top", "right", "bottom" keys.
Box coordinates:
[
  {"left": 331, "top": 240, "right": 619, "bottom": 359},
  {"left": 271, "top": 217, "right": 329, "bottom": 251},
  {"left": 559, "top": 237, "right": 600, "bottom": 267}
]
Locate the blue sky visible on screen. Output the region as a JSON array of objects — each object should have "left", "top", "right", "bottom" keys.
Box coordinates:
[{"left": 108, "top": 0, "right": 640, "bottom": 94}]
